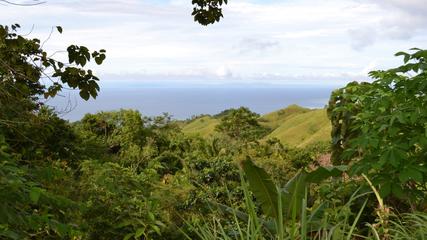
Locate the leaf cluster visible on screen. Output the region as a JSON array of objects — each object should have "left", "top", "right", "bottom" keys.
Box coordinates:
[
  {"left": 192, "top": 0, "right": 228, "bottom": 25},
  {"left": 328, "top": 48, "right": 427, "bottom": 204},
  {"left": 0, "top": 24, "right": 105, "bottom": 101},
  {"left": 215, "top": 107, "right": 269, "bottom": 142}
]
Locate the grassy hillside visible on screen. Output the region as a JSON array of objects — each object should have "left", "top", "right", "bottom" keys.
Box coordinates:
[
  {"left": 181, "top": 115, "right": 219, "bottom": 137},
  {"left": 265, "top": 109, "right": 331, "bottom": 147},
  {"left": 181, "top": 105, "right": 331, "bottom": 147},
  {"left": 258, "top": 104, "right": 310, "bottom": 129}
]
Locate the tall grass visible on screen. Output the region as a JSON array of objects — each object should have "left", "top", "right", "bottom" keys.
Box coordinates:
[
  {"left": 389, "top": 213, "right": 427, "bottom": 239},
  {"left": 184, "top": 171, "right": 427, "bottom": 240},
  {"left": 183, "top": 174, "right": 371, "bottom": 240}
]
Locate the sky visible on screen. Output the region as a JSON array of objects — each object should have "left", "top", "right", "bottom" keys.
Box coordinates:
[{"left": 1, "top": 0, "right": 427, "bottom": 87}]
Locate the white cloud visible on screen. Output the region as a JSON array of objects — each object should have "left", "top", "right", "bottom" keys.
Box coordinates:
[
  {"left": 216, "top": 65, "right": 233, "bottom": 78},
  {"left": 347, "top": 0, "right": 427, "bottom": 50},
  {"left": 234, "top": 37, "right": 280, "bottom": 54},
  {"left": 348, "top": 27, "right": 377, "bottom": 50}
]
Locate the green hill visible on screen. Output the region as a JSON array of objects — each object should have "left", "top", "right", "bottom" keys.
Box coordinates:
[
  {"left": 265, "top": 109, "right": 331, "bottom": 147},
  {"left": 258, "top": 104, "right": 310, "bottom": 129},
  {"left": 181, "top": 105, "right": 331, "bottom": 147},
  {"left": 181, "top": 115, "right": 219, "bottom": 137}
]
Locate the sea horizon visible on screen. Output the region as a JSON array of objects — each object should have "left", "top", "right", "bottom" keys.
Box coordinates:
[{"left": 47, "top": 82, "right": 342, "bottom": 121}]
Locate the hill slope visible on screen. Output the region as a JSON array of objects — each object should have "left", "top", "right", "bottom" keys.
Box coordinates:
[
  {"left": 181, "top": 116, "right": 219, "bottom": 137},
  {"left": 181, "top": 105, "right": 331, "bottom": 146},
  {"left": 258, "top": 104, "right": 310, "bottom": 129},
  {"left": 265, "top": 109, "right": 331, "bottom": 147}
]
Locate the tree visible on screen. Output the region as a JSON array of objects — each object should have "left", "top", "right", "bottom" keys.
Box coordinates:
[
  {"left": 79, "top": 161, "right": 163, "bottom": 240},
  {"left": 0, "top": 23, "right": 107, "bottom": 238},
  {"left": 0, "top": 24, "right": 105, "bottom": 101},
  {"left": 328, "top": 48, "right": 427, "bottom": 203},
  {"left": 215, "top": 107, "right": 267, "bottom": 141},
  {"left": 0, "top": 24, "right": 106, "bottom": 156}
]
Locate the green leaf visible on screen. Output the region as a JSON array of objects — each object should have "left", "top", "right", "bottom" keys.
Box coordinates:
[
  {"left": 95, "top": 54, "right": 106, "bottom": 65},
  {"left": 151, "top": 225, "right": 161, "bottom": 235},
  {"left": 399, "top": 168, "right": 423, "bottom": 183},
  {"left": 394, "top": 51, "right": 408, "bottom": 57},
  {"left": 89, "top": 87, "right": 98, "bottom": 98},
  {"left": 135, "top": 227, "right": 145, "bottom": 238},
  {"left": 306, "top": 165, "right": 348, "bottom": 183},
  {"left": 29, "top": 187, "right": 42, "bottom": 204},
  {"left": 281, "top": 171, "right": 307, "bottom": 219},
  {"left": 148, "top": 212, "right": 155, "bottom": 221},
  {"left": 241, "top": 157, "right": 279, "bottom": 219},
  {"left": 308, "top": 202, "right": 327, "bottom": 223},
  {"left": 123, "top": 233, "right": 133, "bottom": 240},
  {"left": 79, "top": 90, "right": 90, "bottom": 100},
  {"left": 385, "top": 147, "right": 404, "bottom": 167},
  {"left": 392, "top": 184, "right": 405, "bottom": 199},
  {"left": 379, "top": 181, "right": 391, "bottom": 197},
  {"left": 404, "top": 54, "right": 410, "bottom": 63},
  {"left": 116, "top": 220, "right": 132, "bottom": 228}
]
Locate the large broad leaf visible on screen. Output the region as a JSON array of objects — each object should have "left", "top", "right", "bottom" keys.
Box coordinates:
[
  {"left": 242, "top": 158, "right": 348, "bottom": 222},
  {"left": 281, "top": 171, "right": 307, "bottom": 219},
  {"left": 306, "top": 165, "right": 348, "bottom": 183},
  {"left": 241, "top": 157, "right": 280, "bottom": 219}
]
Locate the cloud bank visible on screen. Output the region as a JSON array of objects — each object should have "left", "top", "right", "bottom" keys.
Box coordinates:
[{"left": 1, "top": 0, "right": 426, "bottom": 86}]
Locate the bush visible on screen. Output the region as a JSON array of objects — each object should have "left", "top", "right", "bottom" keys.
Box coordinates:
[{"left": 328, "top": 48, "right": 427, "bottom": 205}]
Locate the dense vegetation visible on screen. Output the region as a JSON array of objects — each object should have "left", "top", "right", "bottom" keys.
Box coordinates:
[{"left": 1, "top": 16, "right": 427, "bottom": 240}]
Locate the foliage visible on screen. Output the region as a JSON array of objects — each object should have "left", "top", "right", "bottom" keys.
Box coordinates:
[
  {"left": 0, "top": 24, "right": 105, "bottom": 101},
  {"left": 0, "top": 24, "right": 106, "bottom": 160},
  {"left": 0, "top": 24, "right": 107, "bottom": 239},
  {"left": 192, "top": 0, "right": 228, "bottom": 26},
  {"left": 182, "top": 115, "right": 219, "bottom": 138},
  {"left": 186, "top": 159, "right": 375, "bottom": 240},
  {"left": 79, "top": 109, "right": 145, "bottom": 155},
  {"left": 241, "top": 158, "right": 348, "bottom": 222},
  {"left": 215, "top": 107, "right": 268, "bottom": 142},
  {"left": 389, "top": 212, "right": 427, "bottom": 239},
  {"left": 78, "top": 160, "right": 163, "bottom": 240},
  {"left": 328, "top": 48, "right": 427, "bottom": 203},
  {"left": 181, "top": 106, "right": 331, "bottom": 147},
  {"left": 0, "top": 137, "right": 81, "bottom": 239}
]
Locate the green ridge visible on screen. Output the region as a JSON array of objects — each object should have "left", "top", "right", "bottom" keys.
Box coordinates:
[
  {"left": 181, "top": 116, "right": 219, "bottom": 137},
  {"left": 259, "top": 104, "right": 310, "bottom": 130},
  {"left": 181, "top": 105, "right": 331, "bottom": 146},
  {"left": 264, "top": 109, "right": 330, "bottom": 147}
]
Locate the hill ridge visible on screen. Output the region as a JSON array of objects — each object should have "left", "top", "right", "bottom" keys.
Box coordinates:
[{"left": 181, "top": 105, "right": 331, "bottom": 147}]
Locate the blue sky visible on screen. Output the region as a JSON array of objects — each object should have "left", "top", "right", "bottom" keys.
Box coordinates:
[{"left": 1, "top": 0, "right": 427, "bottom": 87}]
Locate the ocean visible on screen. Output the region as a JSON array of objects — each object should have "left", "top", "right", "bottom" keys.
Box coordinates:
[{"left": 46, "top": 85, "right": 339, "bottom": 121}]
